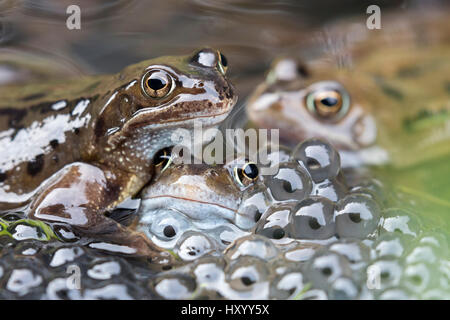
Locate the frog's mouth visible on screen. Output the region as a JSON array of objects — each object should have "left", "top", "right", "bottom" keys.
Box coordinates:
[
  {"left": 127, "top": 107, "right": 234, "bottom": 130},
  {"left": 140, "top": 195, "right": 237, "bottom": 222},
  {"left": 106, "top": 108, "right": 233, "bottom": 154}
]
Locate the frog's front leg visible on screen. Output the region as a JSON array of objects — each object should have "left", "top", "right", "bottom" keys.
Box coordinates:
[
  {"left": 29, "top": 162, "right": 111, "bottom": 226},
  {"left": 28, "top": 162, "right": 171, "bottom": 262}
]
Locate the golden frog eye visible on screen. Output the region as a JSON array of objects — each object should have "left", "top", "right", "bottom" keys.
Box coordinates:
[
  {"left": 306, "top": 86, "right": 350, "bottom": 119},
  {"left": 218, "top": 51, "right": 228, "bottom": 74},
  {"left": 234, "top": 161, "right": 259, "bottom": 187},
  {"left": 142, "top": 69, "right": 174, "bottom": 99}
]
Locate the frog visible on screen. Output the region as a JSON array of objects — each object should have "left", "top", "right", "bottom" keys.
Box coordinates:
[
  {"left": 136, "top": 159, "right": 264, "bottom": 242},
  {"left": 0, "top": 48, "right": 236, "bottom": 260},
  {"left": 246, "top": 9, "right": 450, "bottom": 169},
  {"left": 246, "top": 10, "right": 450, "bottom": 230},
  {"left": 133, "top": 147, "right": 290, "bottom": 253},
  {"left": 0, "top": 48, "right": 83, "bottom": 86}
]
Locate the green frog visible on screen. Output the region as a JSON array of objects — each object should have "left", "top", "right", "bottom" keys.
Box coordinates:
[{"left": 0, "top": 48, "right": 236, "bottom": 259}]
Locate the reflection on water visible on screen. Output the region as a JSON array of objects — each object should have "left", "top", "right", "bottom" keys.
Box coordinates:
[{"left": 0, "top": 0, "right": 423, "bottom": 97}]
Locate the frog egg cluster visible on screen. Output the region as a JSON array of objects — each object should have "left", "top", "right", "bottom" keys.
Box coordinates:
[
  {"left": 366, "top": 209, "right": 450, "bottom": 300},
  {"left": 249, "top": 138, "right": 382, "bottom": 243},
  {"left": 0, "top": 216, "right": 446, "bottom": 300},
  {"left": 0, "top": 139, "right": 447, "bottom": 299},
  {"left": 0, "top": 239, "right": 157, "bottom": 299},
  {"left": 140, "top": 139, "right": 383, "bottom": 261}
]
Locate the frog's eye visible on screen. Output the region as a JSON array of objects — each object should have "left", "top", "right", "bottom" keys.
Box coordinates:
[
  {"left": 142, "top": 69, "right": 174, "bottom": 99},
  {"left": 306, "top": 86, "right": 350, "bottom": 119},
  {"left": 218, "top": 51, "right": 228, "bottom": 74},
  {"left": 234, "top": 161, "right": 259, "bottom": 187},
  {"left": 153, "top": 147, "right": 172, "bottom": 173}
]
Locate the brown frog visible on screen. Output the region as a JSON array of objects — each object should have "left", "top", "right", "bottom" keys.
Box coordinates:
[
  {"left": 0, "top": 48, "right": 236, "bottom": 260},
  {"left": 246, "top": 57, "right": 380, "bottom": 167}
]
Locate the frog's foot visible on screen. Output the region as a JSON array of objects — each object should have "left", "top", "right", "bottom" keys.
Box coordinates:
[
  {"left": 73, "top": 216, "right": 177, "bottom": 266},
  {"left": 27, "top": 162, "right": 175, "bottom": 264}
]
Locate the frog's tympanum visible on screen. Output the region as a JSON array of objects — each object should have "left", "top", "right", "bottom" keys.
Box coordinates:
[{"left": 0, "top": 48, "right": 236, "bottom": 260}]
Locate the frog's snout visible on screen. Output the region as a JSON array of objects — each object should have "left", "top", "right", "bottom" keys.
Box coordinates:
[{"left": 190, "top": 47, "right": 228, "bottom": 75}]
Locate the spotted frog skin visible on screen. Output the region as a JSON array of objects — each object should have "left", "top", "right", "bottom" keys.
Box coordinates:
[{"left": 0, "top": 48, "right": 236, "bottom": 259}]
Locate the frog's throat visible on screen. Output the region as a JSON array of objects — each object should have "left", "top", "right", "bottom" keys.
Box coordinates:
[{"left": 107, "top": 110, "right": 231, "bottom": 148}]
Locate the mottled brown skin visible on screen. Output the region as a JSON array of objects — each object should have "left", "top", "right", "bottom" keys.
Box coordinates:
[{"left": 0, "top": 48, "right": 236, "bottom": 260}]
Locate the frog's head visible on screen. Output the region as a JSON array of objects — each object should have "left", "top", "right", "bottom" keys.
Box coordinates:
[
  {"left": 247, "top": 58, "right": 377, "bottom": 152},
  {"left": 139, "top": 162, "right": 243, "bottom": 222},
  {"left": 93, "top": 48, "right": 237, "bottom": 162},
  {"left": 136, "top": 155, "right": 269, "bottom": 246}
]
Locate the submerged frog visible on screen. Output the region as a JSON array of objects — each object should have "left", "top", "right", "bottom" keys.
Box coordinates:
[
  {"left": 136, "top": 159, "right": 266, "bottom": 248},
  {"left": 246, "top": 10, "right": 450, "bottom": 169},
  {"left": 0, "top": 48, "right": 236, "bottom": 258}
]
